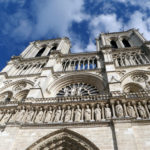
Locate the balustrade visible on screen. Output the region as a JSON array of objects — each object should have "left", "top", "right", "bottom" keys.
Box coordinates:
[
  {"left": 113, "top": 51, "right": 150, "bottom": 67},
  {"left": 62, "top": 57, "right": 100, "bottom": 71}
]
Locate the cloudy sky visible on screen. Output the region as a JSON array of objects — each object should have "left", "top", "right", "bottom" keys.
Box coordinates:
[{"left": 0, "top": 0, "right": 150, "bottom": 70}]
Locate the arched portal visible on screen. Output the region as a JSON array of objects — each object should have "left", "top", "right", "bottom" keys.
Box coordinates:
[{"left": 26, "top": 129, "right": 99, "bottom": 150}]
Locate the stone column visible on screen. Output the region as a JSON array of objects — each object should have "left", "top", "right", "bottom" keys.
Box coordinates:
[
  {"left": 101, "top": 103, "right": 105, "bottom": 121},
  {"left": 122, "top": 101, "right": 128, "bottom": 117},
  {"left": 71, "top": 105, "right": 74, "bottom": 122},
  {"left": 143, "top": 101, "right": 150, "bottom": 119},
  {"left": 91, "top": 104, "right": 95, "bottom": 122},
  {"left": 111, "top": 102, "right": 116, "bottom": 118},
  {"left": 60, "top": 106, "right": 65, "bottom": 122},
  {"left": 132, "top": 101, "right": 140, "bottom": 119},
  {"left": 81, "top": 104, "right": 85, "bottom": 122}
]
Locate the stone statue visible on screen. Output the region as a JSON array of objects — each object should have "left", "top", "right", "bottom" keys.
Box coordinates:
[
  {"left": 127, "top": 102, "right": 136, "bottom": 118},
  {"left": 0, "top": 110, "right": 11, "bottom": 125},
  {"left": 105, "top": 104, "right": 111, "bottom": 119},
  {"left": 25, "top": 107, "right": 35, "bottom": 123},
  {"left": 15, "top": 106, "right": 26, "bottom": 123},
  {"left": 94, "top": 104, "right": 101, "bottom": 121},
  {"left": 54, "top": 106, "right": 62, "bottom": 122},
  {"left": 44, "top": 107, "right": 53, "bottom": 123},
  {"left": 64, "top": 106, "right": 72, "bottom": 122},
  {"left": 137, "top": 102, "right": 147, "bottom": 118},
  {"left": 84, "top": 105, "right": 91, "bottom": 121},
  {"left": 9, "top": 109, "right": 17, "bottom": 123},
  {"left": 77, "top": 86, "right": 82, "bottom": 96},
  {"left": 64, "top": 87, "right": 69, "bottom": 97},
  {"left": 34, "top": 107, "right": 44, "bottom": 123},
  {"left": 71, "top": 84, "right": 77, "bottom": 96},
  {"left": 115, "top": 101, "right": 124, "bottom": 118},
  {"left": 74, "top": 105, "right": 81, "bottom": 122}
]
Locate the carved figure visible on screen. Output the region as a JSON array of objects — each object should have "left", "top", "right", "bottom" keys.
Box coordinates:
[
  {"left": 54, "top": 106, "right": 62, "bottom": 122},
  {"left": 74, "top": 105, "right": 81, "bottom": 122},
  {"left": 44, "top": 107, "right": 53, "bottom": 123},
  {"left": 127, "top": 102, "right": 136, "bottom": 117},
  {"left": 0, "top": 110, "right": 11, "bottom": 125},
  {"left": 94, "top": 104, "right": 101, "bottom": 121},
  {"left": 35, "top": 107, "right": 44, "bottom": 123},
  {"left": 115, "top": 101, "right": 124, "bottom": 118},
  {"left": 105, "top": 104, "right": 111, "bottom": 119},
  {"left": 64, "top": 87, "right": 69, "bottom": 97},
  {"left": 137, "top": 102, "right": 147, "bottom": 118},
  {"left": 77, "top": 86, "right": 82, "bottom": 96},
  {"left": 64, "top": 106, "right": 72, "bottom": 122},
  {"left": 85, "top": 105, "right": 91, "bottom": 121},
  {"left": 25, "top": 107, "right": 35, "bottom": 123},
  {"left": 71, "top": 84, "right": 77, "bottom": 96},
  {"left": 16, "top": 106, "right": 26, "bottom": 123}
]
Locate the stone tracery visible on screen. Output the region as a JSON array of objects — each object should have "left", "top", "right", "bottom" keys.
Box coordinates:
[{"left": 57, "top": 83, "right": 100, "bottom": 97}]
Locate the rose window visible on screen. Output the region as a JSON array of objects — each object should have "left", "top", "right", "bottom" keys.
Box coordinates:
[{"left": 57, "top": 83, "right": 99, "bottom": 97}]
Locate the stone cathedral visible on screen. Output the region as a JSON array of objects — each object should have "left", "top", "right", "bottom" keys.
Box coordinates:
[{"left": 0, "top": 29, "right": 150, "bottom": 150}]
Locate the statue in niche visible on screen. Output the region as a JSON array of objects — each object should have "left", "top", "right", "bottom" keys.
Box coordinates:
[
  {"left": 64, "top": 87, "right": 69, "bottom": 97},
  {"left": 115, "top": 101, "right": 124, "bottom": 118},
  {"left": 127, "top": 102, "right": 136, "bottom": 118},
  {"left": 94, "top": 104, "right": 101, "bottom": 121},
  {"left": 105, "top": 104, "right": 111, "bottom": 119},
  {"left": 71, "top": 84, "right": 77, "bottom": 96},
  {"left": 54, "top": 106, "right": 62, "bottom": 122},
  {"left": 25, "top": 107, "right": 35, "bottom": 123},
  {"left": 0, "top": 110, "right": 11, "bottom": 125},
  {"left": 15, "top": 106, "right": 26, "bottom": 123},
  {"left": 74, "top": 105, "right": 81, "bottom": 122},
  {"left": 137, "top": 102, "right": 147, "bottom": 118},
  {"left": 84, "top": 105, "right": 91, "bottom": 121},
  {"left": 64, "top": 105, "right": 72, "bottom": 122},
  {"left": 77, "top": 85, "right": 83, "bottom": 96},
  {"left": 34, "top": 107, "right": 44, "bottom": 123},
  {"left": 8, "top": 109, "right": 17, "bottom": 123},
  {"left": 44, "top": 107, "right": 53, "bottom": 123}
]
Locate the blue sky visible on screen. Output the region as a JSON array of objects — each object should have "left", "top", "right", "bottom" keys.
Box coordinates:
[{"left": 0, "top": 0, "right": 150, "bottom": 70}]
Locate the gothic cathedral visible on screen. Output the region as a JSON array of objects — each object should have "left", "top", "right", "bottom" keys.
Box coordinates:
[{"left": 0, "top": 29, "right": 150, "bottom": 150}]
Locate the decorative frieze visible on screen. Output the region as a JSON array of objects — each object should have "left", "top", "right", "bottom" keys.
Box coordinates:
[{"left": 0, "top": 99, "right": 150, "bottom": 126}]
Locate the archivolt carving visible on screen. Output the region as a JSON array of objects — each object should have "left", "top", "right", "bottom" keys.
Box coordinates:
[
  {"left": 47, "top": 73, "right": 105, "bottom": 97},
  {"left": 13, "top": 82, "right": 27, "bottom": 91},
  {"left": 26, "top": 129, "right": 99, "bottom": 150},
  {"left": 123, "top": 83, "right": 144, "bottom": 93},
  {"left": 131, "top": 73, "right": 148, "bottom": 82},
  {"left": 0, "top": 91, "right": 13, "bottom": 102}
]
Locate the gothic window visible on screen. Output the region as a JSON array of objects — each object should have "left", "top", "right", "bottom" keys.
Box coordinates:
[
  {"left": 123, "top": 83, "right": 143, "bottom": 93},
  {"left": 57, "top": 83, "right": 99, "bottom": 97},
  {"left": 35, "top": 47, "right": 46, "bottom": 57},
  {"left": 0, "top": 92, "right": 13, "bottom": 102},
  {"left": 122, "top": 39, "right": 131, "bottom": 47},
  {"left": 110, "top": 40, "right": 118, "bottom": 48},
  {"left": 47, "top": 44, "right": 58, "bottom": 56}
]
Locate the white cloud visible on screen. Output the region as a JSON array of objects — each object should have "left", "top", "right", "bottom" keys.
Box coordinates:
[
  {"left": 89, "top": 13, "right": 123, "bottom": 37},
  {"left": 125, "top": 11, "right": 150, "bottom": 40}
]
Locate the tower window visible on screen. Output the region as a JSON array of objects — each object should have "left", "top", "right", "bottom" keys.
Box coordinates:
[
  {"left": 47, "top": 44, "right": 58, "bottom": 56},
  {"left": 35, "top": 47, "right": 46, "bottom": 57},
  {"left": 122, "top": 39, "right": 131, "bottom": 47},
  {"left": 110, "top": 40, "right": 118, "bottom": 48}
]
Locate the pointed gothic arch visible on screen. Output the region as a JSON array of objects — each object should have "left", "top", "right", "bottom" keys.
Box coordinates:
[{"left": 26, "top": 128, "right": 100, "bottom": 150}]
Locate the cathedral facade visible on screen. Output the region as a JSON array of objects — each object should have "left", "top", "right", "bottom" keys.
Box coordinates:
[{"left": 0, "top": 29, "right": 150, "bottom": 150}]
